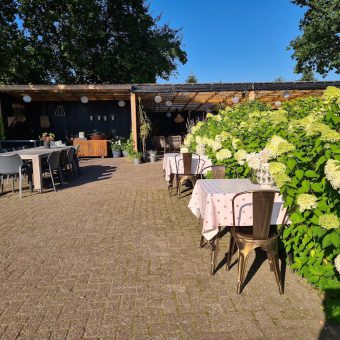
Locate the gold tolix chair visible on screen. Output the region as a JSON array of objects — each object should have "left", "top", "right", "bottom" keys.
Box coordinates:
[
  {"left": 171, "top": 153, "right": 200, "bottom": 198},
  {"left": 199, "top": 165, "right": 226, "bottom": 275},
  {"left": 226, "top": 190, "right": 289, "bottom": 294}
]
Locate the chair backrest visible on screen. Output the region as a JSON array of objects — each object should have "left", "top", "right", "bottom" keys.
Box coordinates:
[
  {"left": 0, "top": 154, "right": 23, "bottom": 174},
  {"left": 232, "top": 190, "right": 281, "bottom": 240},
  {"left": 66, "top": 147, "right": 75, "bottom": 162},
  {"left": 201, "top": 165, "right": 226, "bottom": 179},
  {"left": 175, "top": 153, "right": 201, "bottom": 175},
  {"left": 59, "top": 149, "right": 68, "bottom": 166},
  {"left": 74, "top": 145, "right": 80, "bottom": 155},
  {"left": 47, "top": 151, "right": 61, "bottom": 170},
  {"left": 168, "top": 135, "right": 182, "bottom": 150},
  {"left": 159, "top": 136, "right": 167, "bottom": 148}
]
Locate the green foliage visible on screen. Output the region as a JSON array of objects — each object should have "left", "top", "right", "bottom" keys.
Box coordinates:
[
  {"left": 289, "top": 0, "right": 340, "bottom": 77},
  {"left": 298, "top": 69, "right": 317, "bottom": 81},
  {"left": 185, "top": 87, "right": 340, "bottom": 321},
  {"left": 186, "top": 73, "right": 198, "bottom": 83},
  {"left": 124, "top": 133, "right": 135, "bottom": 155},
  {"left": 0, "top": 0, "right": 187, "bottom": 84}
]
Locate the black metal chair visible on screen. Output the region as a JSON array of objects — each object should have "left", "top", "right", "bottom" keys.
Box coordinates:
[
  {"left": 226, "top": 190, "right": 289, "bottom": 294},
  {"left": 66, "top": 147, "right": 78, "bottom": 179},
  {"left": 73, "top": 145, "right": 81, "bottom": 176},
  {"left": 42, "top": 151, "right": 63, "bottom": 191}
]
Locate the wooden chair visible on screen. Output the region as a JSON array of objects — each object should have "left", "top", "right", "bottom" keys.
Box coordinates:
[
  {"left": 226, "top": 190, "right": 289, "bottom": 294},
  {"left": 198, "top": 165, "right": 226, "bottom": 275}
]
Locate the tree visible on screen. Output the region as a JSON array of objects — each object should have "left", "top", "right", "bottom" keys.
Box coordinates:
[
  {"left": 289, "top": 0, "right": 340, "bottom": 77},
  {"left": 298, "top": 69, "right": 317, "bottom": 81},
  {"left": 186, "top": 73, "right": 198, "bottom": 83},
  {"left": 273, "top": 77, "right": 286, "bottom": 82},
  {"left": 0, "top": 0, "right": 187, "bottom": 84}
]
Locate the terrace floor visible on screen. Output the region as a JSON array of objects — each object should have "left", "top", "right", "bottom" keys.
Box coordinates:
[{"left": 0, "top": 158, "right": 337, "bottom": 339}]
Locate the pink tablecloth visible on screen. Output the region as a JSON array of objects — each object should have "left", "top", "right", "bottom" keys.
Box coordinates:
[
  {"left": 188, "top": 179, "right": 287, "bottom": 240},
  {"left": 163, "top": 153, "right": 212, "bottom": 182}
]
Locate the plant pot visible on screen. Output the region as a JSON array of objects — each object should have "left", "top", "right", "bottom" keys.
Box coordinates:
[
  {"left": 150, "top": 154, "right": 157, "bottom": 163},
  {"left": 134, "top": 158, "right": 141, "bottom": 165},
  {"left": 112, "top": 150, "right": 122, "bottom": 158},
  {"left": 43, "top": 141, "right": 50, "bottom": 148},
  {"left": 122, "top": 150, "right": 129, "bottom": 157}
]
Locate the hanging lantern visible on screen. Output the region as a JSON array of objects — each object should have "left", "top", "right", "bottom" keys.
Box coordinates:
[
  {"left": 275, "top": 101, "right": 282, "bottom": 107},
  {"left": 23, "top": 95, "right": 32, "bottom": 103},
  {"left": 80, "top": 96, "right": 88, "bottom": 104},
  {"left": 282, "top": 91, "right": 290, "bottom": 98},
  {"left": 103, "top": 115, "right": 107, "bottom": 121},
  {"left": 118, "top": 100, "right": 126, "bottom": 107},
  {"left": 154, "top": 95, "right": 162, "bottom": 103},
  {"left": 165, "top": 100, "right": 172, "bottom": 107},
  {"left": 174, "top": 113, "right": 184, "bottom": 123},
  {"left": 111, "top": 114, "right": 115, "bottom": 121},
  {"left": 166, "top": 112, "right": 172, "bottom": 118},
  {"left": 89, "top": 115, "right": 94, "bottom": 121},
  {"left": 97, "top": 115, "right": 101, "bottom": 121},
  {"left": 232, "top": 96, "right": 239, "bottom": 104}
]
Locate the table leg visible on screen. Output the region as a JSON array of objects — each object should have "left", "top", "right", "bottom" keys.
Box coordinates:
[{"left": 32, "top": 156, "right": 43, "bottom": 192}]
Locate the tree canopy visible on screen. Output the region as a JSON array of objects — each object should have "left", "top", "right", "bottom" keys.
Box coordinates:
[
  {"left": 0, "top": 0, "right": 187, "bottom": 84},
  {"left": 186, "top": 73, "right": 198, "bottom": 83},
  {"left": 289, "top": 0, "right": 340, "bottom": 77}
]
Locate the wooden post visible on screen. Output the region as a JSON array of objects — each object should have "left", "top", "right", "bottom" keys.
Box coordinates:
[
  {"left": 130, "top": 92, "right": 138, "bottom": 151},
  {"left": 248, "top": 90, "right": 255, "bottom": 101}
]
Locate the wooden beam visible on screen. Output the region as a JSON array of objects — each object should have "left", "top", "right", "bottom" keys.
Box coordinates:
[
  {"left": 248, "top": 90, "right": 255, "bottom": 101},
  {"left": 195, "top": 91, "right": 220, "bottom": 111},
  {"left": 181, "top": 92, "right": 199, "bottom": 112},
  {"left": 130, "top": 93, "right": 138, "bottom": 151}
]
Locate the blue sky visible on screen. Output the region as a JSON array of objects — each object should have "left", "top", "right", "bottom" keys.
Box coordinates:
[{"left": 149, "top": 0, "right": 339, "bottom": 83}]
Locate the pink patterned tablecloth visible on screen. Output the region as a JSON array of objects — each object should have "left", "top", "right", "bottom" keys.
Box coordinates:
[
  {"left": 188, "top": 179, "right": 287, "bottom": 240},
  {"left": 163, "top": 153, "right": 212, "bottom": 182}
]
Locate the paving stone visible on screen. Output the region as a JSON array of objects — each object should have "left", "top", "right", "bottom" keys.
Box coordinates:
[{"left": 0, "top": 158, "right": 328, "bottom": 339}]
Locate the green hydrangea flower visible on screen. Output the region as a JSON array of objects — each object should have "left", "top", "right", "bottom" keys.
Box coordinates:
[
  {"left": 319, "top": 214, "right": 340, "bottom": 230},
  {"left": 272, "top": 173, "right": 291, "bottom": 189},
  {"left": 269, "top": 162, "right": 286, "bottom": 175}
]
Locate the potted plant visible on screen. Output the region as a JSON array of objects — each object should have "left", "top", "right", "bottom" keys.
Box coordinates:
[
  {"left": 148, "top": 150, "right": 157, "bottom": 163},
  {"left": 111, "top": 138, "right": 122, "bottom": 158},
  {"left": 40, "top": 132, "right": 55, "bottom": 148},
  {"left": 121, "top": 137, "right": 133, "bottom": 157},
  {"left": 138, "top": 98, "right": 152, "bottom": 161},
  {"left": 129, "top": 151, "right": 142, "bottom": 165}
]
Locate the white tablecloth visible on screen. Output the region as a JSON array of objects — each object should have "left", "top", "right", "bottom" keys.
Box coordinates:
[{"left": 188, "top": 179, "right": 286, "bottom": 240}]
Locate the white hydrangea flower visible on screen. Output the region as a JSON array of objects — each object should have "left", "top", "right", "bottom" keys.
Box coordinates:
[
  {"left": 297, "top": 194, "right": 318, "bottom": 212},
  {"left": 216, "top": 149, "right": 232, "bottom": 161},
  {"left": 324, "top": 159, "right": 340, "bottom": 193},
  {"left": 211, "top": 140, "right": 222, "bottom": 151},
  {"left": 234, "top": 150, "right": 247, "bottom": 165},
  {"left": 335, "top": 254, "right": 340, "bottom": 275},
  {"left": 232, "top": 138, "right": 241, "bottom": 150}
]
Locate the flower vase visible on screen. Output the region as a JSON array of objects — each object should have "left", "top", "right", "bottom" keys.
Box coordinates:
[
  {"left": 43, "top": 140, "right": 51, "bottom": 149},
  {"left": 255, "top": 163, "right": 275, "bottom": 188}
]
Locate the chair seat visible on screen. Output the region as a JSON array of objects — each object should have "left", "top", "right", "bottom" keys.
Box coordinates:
[{"left": 234, "top": 226, "right": 279, "bottom": 242}]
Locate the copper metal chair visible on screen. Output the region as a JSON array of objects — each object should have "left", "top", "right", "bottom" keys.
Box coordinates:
[
  {"left": 198, "top": 165, "right": 226, "bottom": 275},
  {"left": 226, "top": 190, "right": 289, "bottom": 294},
  {"left": 171, "top": 153, "right": 200, "bottom": 198},
  {"left": 200, "top": 165, "right": 226, "bottom": 180},
  {"left": 159, "top": 136, "right": 170, "bottom": 154}
]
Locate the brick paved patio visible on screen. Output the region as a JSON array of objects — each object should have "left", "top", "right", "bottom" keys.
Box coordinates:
[{"left": 0, "top": 158, "right": 336, "bottom": 339}]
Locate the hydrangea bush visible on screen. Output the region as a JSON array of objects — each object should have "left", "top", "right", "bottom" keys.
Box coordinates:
[{"left": 185, "top": 87, "right": 340, "bottom": 321}]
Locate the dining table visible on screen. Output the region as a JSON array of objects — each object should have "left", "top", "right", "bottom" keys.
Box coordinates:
[
  {"left": 188, "top": 178, "right": 287, "bottom": 241},
  {"left": 163, "top": 153, "right": 212, "bottom": 182},
  {"left": 0, "top": 146, "right": 71, "bottom": 192}
]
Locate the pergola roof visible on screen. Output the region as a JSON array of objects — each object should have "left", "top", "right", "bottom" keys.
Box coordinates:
[{"left": 0, "top": 81, "right": 339, "bottom": 112}]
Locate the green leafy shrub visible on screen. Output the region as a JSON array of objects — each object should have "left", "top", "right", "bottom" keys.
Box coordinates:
[{"left": 185, "top": 87, "right": 340, "bottom": 321}]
